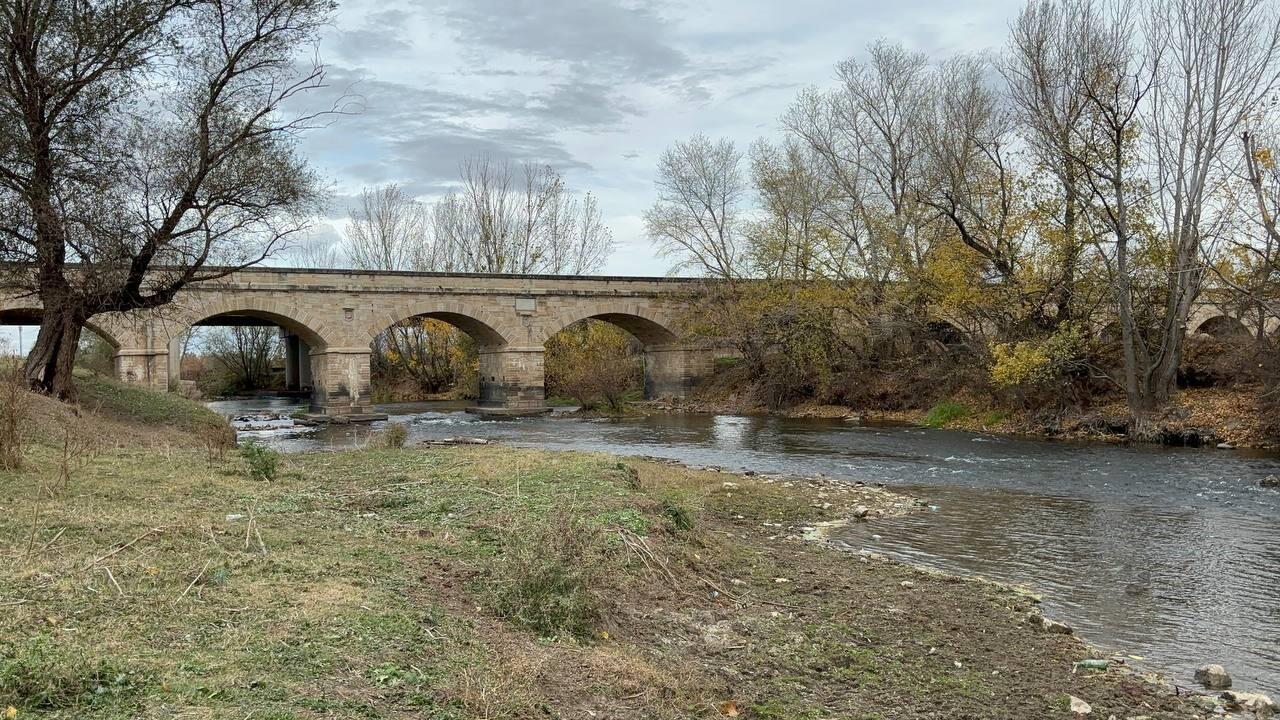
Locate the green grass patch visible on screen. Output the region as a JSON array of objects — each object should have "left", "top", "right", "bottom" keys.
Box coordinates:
[
  {"left": 72, "top": 369, "right": 230, "bottom": 438},
  {"left": 0, "top": 636, "right": 147, "bottom": 713},
  {"left": 922, "top": 400, "right": 971, "bottom": 428}
]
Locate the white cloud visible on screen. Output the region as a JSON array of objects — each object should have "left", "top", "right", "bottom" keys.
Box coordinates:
[{"left": 291, "top": 0, "right": 1026, "bottom": 275}]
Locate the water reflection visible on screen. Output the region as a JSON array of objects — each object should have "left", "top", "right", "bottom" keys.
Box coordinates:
[{"left": 207, "top": 397, "right": 1280, "bottom": 692}]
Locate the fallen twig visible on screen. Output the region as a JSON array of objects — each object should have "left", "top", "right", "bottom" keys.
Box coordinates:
[
  {"left": 102, "top": 566, "right": 124, "bottom": 597},
  {"left": 175, "top": 560, "right": 211, "bottom": 604},
  {"left": 84, "top": 527, "right": 163, "bottom": 570},
  {"left": 38, "top": 526, "right": 66, "bottom": 554}
]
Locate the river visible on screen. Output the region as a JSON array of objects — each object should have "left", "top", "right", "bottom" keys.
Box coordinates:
[{"left": 209, "top": 397, "right": 1280, "bottom": 694}]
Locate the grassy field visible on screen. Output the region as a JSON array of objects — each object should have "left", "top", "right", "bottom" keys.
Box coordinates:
[{"left": 0, "top": 382, "right": 1203, "bottom": 719}]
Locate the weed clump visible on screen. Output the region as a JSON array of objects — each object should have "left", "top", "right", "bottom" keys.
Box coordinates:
[
  {"left": 380, "top": 422, "right": 409, "bottom": 449},
  {"left": 661, "top": 500, "right": 694, "bottom": 532},
  {"left": 0, "top": 357, "right": 30, "bottom": 471},
  {"left": 486, "top": 512, "right": 613, "bottom": 638},
  {"left": 0, "top": 636, "right": 144, "bottom": 711},
  {"left": 239, "top": 440, "right": 279, "bottom": 481}
]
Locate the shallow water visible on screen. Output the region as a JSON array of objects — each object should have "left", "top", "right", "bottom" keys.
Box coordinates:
[{"left": 208, "top": 397, "right": 1280, "bottom": 693}]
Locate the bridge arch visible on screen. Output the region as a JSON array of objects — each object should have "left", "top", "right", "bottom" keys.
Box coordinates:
[
  {"left": 171, "top": 298, "right": 334, "bottom": 350},
  {"left": 1193, "top": 314, "right": 1249, "bottom": 339},
  {"left": 539, "top": 303, "right": 710, "bottom": 403},
  {"left": 537, "top": 303, "right": 681, "bottom": 347},
  {"left": 363, "top": 301, "right": 513, "bottom": 348},
  {"left": 0, "top": 307, "right": 125, "bottom": 350}
]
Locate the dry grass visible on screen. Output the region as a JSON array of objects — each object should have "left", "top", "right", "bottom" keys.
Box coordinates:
[{"left": 0, "top": 379, "right": 1204, "bottom": 718}]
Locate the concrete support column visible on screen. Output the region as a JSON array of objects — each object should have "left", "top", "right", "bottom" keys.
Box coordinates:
[
  {"left": 308, "top": 347, "right": 374, "bottom": 415},
  {"left": 114, "top": 348, "right": 169, "bottom": 390},
  {"left": 283, "top": 333, "right": 301, "bottom": 391},
  {"left": 477, "top": 346, "right": 546, "bottom": 411},
  {"left": 643, "top": 345, "right": 714, "bottom": 400},
  {"left": 167, "top": 336, "right": 184, "bottom": 390},
  {"left": 298, "top": 338, "right": 313, "bottom": 388}
]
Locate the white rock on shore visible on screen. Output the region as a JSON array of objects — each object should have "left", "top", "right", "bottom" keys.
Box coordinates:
[
  {"left": 1042, "top": 617, "right": 1073, "bottom": 635},
  {"left": 1222, "top": 691, "right": 1276, "bottom": 719}
]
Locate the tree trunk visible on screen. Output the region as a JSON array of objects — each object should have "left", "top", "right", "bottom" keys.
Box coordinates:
[{"left": 24, "top": 303, "right": 86, "bottom": 401}]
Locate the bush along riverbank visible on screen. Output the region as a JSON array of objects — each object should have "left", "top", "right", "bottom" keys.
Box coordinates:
[
  {"left": 640, "top": 383, "right": 1280, "bottom": 450},
  {"left": 1, "top": 393, "right": 1222, "bottom": 720}
]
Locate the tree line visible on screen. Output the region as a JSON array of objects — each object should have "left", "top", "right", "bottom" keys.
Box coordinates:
[{"left": 646, "top": 0, "right": 1280, "bottom": 435}]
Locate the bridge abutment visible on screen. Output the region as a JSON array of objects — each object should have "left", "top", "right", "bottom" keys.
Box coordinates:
[
  {"left": 114, "top": 348, "right": 168, "bottom": 389},
  {"left": 643, "top": 346, "right": 715, "bottom": 400},
  {"left": 477, "top": 347, "right": 547, "bottom": 413},
  {"left": 308, "top": 348, "right": 376, "bottom": 417}
]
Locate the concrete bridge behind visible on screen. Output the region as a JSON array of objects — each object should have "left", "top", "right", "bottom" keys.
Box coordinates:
[{"left": 1, "top": 268, "right": 715, "bottom": 417}]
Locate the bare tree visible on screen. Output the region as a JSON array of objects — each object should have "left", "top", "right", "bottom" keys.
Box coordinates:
[
  {"left": 431, "top": 156, "right": 612, "bottom": 274},
  {"left": 346, "top": 184, "right": 430, "bottom": 272},
  {"left": 0, "top": 0, "right": 339, "bottom": 399},
  {"left": 285, "top": 231, "right": 344, "bottom": 269},
  {"left": 1141, "top": 0, "right": 1280, "bottom": 402},
  {"left": 645, "top": 133, "right": 746, "bottom": 278},
  {"left": 748, "top": 138, "right": 829, "bottom": 280},
  {"left": 919, "top": 54, "right": 1025, "bottom": 286},
  {"left": 781, "top": 41, "right": 937, "bottom": 289},
  {"left": 1228, "top": 128, "right": 1280, "bottom": 330},
  {"left": 1048, "top": 0, "right": 1280, "bottom": 430},
  {"left": 1005, "top": 0, "right": 1100, "bottom": 322},
  {"left": 203, "top": 325, "right": 281, "bottom": 392}
]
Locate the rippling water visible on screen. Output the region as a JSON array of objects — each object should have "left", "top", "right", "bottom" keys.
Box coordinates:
[{"left": 208, "top": 397, "right": 1280, "bottom": 693}]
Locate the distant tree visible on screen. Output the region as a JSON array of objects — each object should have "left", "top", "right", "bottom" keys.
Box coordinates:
[
  {"left": 203, "top": 326, "right": 280, "bottom": 393},
  {"left": 286, "top": 232, "right": 344, "bottom": 269},
  {"left": 747, "top": 138, "right": 829, "bottom": 280},
  {"left": 373, "top": 317, "right": 473, "bottom": 396},
  {"left": 432, "top": 156, "right": 613, "bottom": 275},
  {"left": 0, "top": 0, "right": 339, "bottom": 399},
  {"left": 1004, "top": 0, "right": 1098, "bottom": 323},
  {"left": 645, "top": 134, "right": 747, "bottom": 278},
  {"left": 545, "top": 320, "right": 641, "bottom": 411},
  {"left": 346, "top": 184, "right": 431, "bottom": 272},
  {"left": 75, "top": 333, "right": 115, "bottom": 376}
]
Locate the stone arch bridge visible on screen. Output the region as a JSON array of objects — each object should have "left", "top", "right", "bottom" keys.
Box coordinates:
[
  {"left": 3, "top": 268, "right": 1270, "bottom": 418},
  {"left": 1, "top": 268, "right": 715, "bottom": 417}
]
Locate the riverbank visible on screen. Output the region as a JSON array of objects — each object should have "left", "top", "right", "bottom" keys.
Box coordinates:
[
  {"left": 640, "top": 384, "right": 1279, "bottom": 450},
  {"left": 0, "top": 387, "right": 1219, "bottom": 718}
]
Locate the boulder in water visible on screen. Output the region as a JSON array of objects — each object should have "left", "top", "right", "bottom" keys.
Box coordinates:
[
  {"left": 1261, "top": 475, "right": 1280, "bottom": 488},
  {"left": 1194, "top": 664, "right": 1232, "bottom": 690}
]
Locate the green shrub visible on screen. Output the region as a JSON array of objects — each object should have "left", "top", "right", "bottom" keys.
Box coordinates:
[
  {"left": 486, "top": 512, "right": 611, "bottom": 638},
  {"left": 923, "top": 400, "right": 970, "bottom": 428},
  {"left": 239, "top": 440, "right": 279, "bottom": 482},
  {"left": 0, "top": 636, "right": 144, "bottom": 711}
]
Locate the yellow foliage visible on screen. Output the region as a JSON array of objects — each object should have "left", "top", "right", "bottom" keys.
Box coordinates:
[
  {"left": 989, "top": 324, "right": 1087, "bottom": 389},
  {"left": 1255, "top": 145, "right": 1275, "bottom": 170},
  {"left": 990, "top": 341, "right": 1054, "bottom": 387}
]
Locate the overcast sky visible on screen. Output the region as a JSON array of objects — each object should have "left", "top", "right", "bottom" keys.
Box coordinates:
[{"left": 291, "top": 0, "right": 1028, "bottom": 276}]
